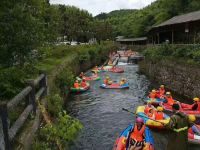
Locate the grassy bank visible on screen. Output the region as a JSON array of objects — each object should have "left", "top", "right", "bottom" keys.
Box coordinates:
[{"left": 0, "top": 42, "right": 116, "bottom": 100}]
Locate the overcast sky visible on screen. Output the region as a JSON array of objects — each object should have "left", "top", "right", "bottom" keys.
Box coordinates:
[{"left": 50, "top": 0, "right": 156, "bottom": 16}]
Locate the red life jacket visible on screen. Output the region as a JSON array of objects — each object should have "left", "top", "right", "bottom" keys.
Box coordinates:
[
  {"left": 155, "top": 112, "right": 164, "bottom": 120},
  {"left": 130, "top": 124, "right": 145, "bottom": 142},
  {"left": 159, "top": 88, "right": 165, "bottom": 96},
  {"left": 81, "top": 81, "right": 87, "bottom": 87}
]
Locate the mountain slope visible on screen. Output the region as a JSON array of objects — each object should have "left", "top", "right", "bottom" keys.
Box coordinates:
[{"left": 96, "top": 0, "right": 200, "bottom": 38}]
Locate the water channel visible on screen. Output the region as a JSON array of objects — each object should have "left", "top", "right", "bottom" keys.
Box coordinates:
[{"left": 66, "top": 64, "right": 199, "bottom": 150}]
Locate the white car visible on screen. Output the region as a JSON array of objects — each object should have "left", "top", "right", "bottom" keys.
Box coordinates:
[{"left": 71, "top": 41, "right": 78, "bottom": 46}]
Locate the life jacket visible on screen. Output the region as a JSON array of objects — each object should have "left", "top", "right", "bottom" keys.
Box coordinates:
[
  {"left": 144, "top": 106, "right": 153, "bottom": 115},
  {"left": 130, "top": 124, "right": 145, "bottom": 142},
  {"left": 81, "top": 81, "right": 87, "bottom": 87},
  {"left": 104, "top": 79, "right": 108, "bottom": 85},
  {"left": 165, "top": 96, "right": 174, "bottom": 105},
  {"left": 155, "top": 112, "right": 164, "bottom": 120},
  {"left": 159, "top": 88, "right": 165, "bottom": 96},
  {"left": 147, "top": 112, "right": 155, "bottom": 119},
  {"left": 149, "top": 92, "right": 156, "bottom": 99},
  {"left": 74, "top": 83, "right": 79, "bottom": 88}
]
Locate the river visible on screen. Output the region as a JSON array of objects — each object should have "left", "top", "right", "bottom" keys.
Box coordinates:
[{"left": 66, "top": 64, "right": 200, "bottom": 150}]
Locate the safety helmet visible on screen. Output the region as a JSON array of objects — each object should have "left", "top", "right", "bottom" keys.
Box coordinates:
[
  {"left": 193, "top": 97, "right": 199, "bottom": 101},
  {"left": 160, "top": 85, "right": 164, "bottom": 88},
  {"left": 166, "top": 92, "right": 171, "bottom": 95},
  {"left": 157, "top": 106, "right": 163, "bottom": 112},
  {"left": 188, "top": 115, "right": 196, "bottom": 122},
  {"left": 152, "top": 90, "right": 156, "bottom": 93},
  {"left": 136, "top": 117, "right": 144, "bottom": 123}
]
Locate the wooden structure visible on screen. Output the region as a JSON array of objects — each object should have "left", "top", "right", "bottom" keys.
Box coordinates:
[
  {"left": 116, "top": 37, "right": 147, "bottom": 45},
  {"left": 0, "top": 73, "right": 47, "bottom": 150},
  {"left": 148, "top": 10, "right": 200, "bottom": 44}
]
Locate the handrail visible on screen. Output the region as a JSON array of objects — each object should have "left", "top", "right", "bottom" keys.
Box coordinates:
[{"left": 0, "top": 73, "right": 48, "bottom": 150}]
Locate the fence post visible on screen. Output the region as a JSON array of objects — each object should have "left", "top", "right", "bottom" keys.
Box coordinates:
[
  {"left": 28, "top": 80, "right": 36, "bottom": 115},
  {"left": 39, "top": 71, "right": 48, "bottom": 97},
  {"left": 0, "top": 102, "right": 11, "bottom": 150}
]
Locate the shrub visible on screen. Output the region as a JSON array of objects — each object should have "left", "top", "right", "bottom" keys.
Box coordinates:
[
  {"left": 46, "top": 94, "right": 63, "bottom": 117},
  {"left": 33, "top": 111, "right": 83, "bottom": 149}
]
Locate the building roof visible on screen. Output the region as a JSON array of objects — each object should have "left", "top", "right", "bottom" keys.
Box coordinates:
[
  {"left": 116, "top": 37, "right": 147, "bottom": 42},
  {"left": 154, "top": 10, "right": 200, "bottom": 28}
]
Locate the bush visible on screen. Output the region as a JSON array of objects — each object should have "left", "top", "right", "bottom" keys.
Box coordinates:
[
  {"left": 47, "top": 94, "right": 63, "bottom": 117},
  {"left": 33, "top": 111, "right": 83, "bottom": 149},
  {"left": 0, "top": 68, "right": 28, "bottom": 100},
  {"left": 55, "top": 68, "right": 75, "bottom": 95},
  {"left": 143, "top": 44, "right": 200, "bottom": 64}
]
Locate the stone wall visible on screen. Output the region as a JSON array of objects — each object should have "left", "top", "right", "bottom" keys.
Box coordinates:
[{"left": 139, "top": 58, "right": 200, "bottom": 98}]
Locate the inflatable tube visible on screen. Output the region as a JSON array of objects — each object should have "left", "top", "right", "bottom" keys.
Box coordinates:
[
  {"left": 113, "top": 124, "right": 154, "bottom": 150},
  {"left": 100, "top": 83, "right": 129, "bottom": 89},
  {"left": 136, "top": 106, "right": 170, "bottom": 129},
  {"left": 84, "top": 75, "right": 101, "bottom": 81},
  {"left": 144, "top": 97, "right": 165, "bottom": 105},
  {"left": 108, "top": 67, "right": 124, "bottom": 73},
  {"left": 161, "top": 103, "right": 200, "bottom": 118},
  {"left": 70, "top": 82, "right": 90, "bottom": 93},
  {"left": 188, "top": 125, "right": 200, "bottom": 145},
  {"left": 102, "top": 66, "right": 113, "bottom": 71}
]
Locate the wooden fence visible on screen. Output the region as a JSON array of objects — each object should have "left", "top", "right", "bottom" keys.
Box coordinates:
[{"left": 0, "top": 73, "right": 47, "bottom": 150}]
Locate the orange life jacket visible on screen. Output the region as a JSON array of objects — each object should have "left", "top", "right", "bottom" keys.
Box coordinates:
[
  {"left": 104, "top": 79, "right": 108, "bottom": 85},
  {"left": 149, "top": 92, "right": 156, "bottom": 99},
  {"left": 74, "top": 83, "right": 79, "bottom": 88},
  {"left": 155, "top": 112, "right": 164, "bottom": 120},
  {"left": 165, "top": 96, "right": 174, "bottom": 105},
  {"left": 130, "top": 124, "right": 145, "bottom": 142}
]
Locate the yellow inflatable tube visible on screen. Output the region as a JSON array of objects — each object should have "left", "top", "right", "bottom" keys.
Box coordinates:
[{"left": 136, "top": 106, "right": 170, "bottom": 129}]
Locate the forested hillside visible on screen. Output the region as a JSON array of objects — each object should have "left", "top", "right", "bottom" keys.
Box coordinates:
[{"left": 96, "top": 0, "right": 200, "bottom": 38}]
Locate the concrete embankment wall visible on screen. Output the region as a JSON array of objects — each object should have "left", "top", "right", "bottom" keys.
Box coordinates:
[{"left": 139, "top": 58, "right": 200, "bottom": 98}]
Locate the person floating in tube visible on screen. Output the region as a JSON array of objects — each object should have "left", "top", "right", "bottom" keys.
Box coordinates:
[{"left": 129, "top": 117, "right": 146, "bottom": 150}]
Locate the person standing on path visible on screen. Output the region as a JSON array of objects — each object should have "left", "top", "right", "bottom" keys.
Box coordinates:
[{"left": 165, "top": 104, "right": 194, "bottom": 150}]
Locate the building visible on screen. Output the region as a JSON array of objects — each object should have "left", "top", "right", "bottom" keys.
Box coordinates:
[
  {"left": 116, "top": 37, "right": 147, "bottom": 45},
  {"left": 148, "top": 10, "right": 200, "bottom": 44}
]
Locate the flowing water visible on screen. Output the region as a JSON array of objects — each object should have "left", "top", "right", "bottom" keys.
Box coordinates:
[{"left": 66, "top": 65, "right": 200, "bottom": 150}]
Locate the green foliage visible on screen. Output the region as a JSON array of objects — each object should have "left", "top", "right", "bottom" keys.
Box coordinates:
[
  {"left": 47, "top": 94, "right": 63, "bottom": 117},
  {"left": 55, "top": 68, "right": 75, "bottom": 94},
  {"left": 96, "top": 0, "right": 200, "bottom": 38},
  {"left": 143, "top": 44, "right": 200, "bottom": 64},
  {"left": 33, "top": 111, "right": 83, "bottom": 149},
  {"left": 0, "top": 67, "right": 32, "bottom": 100}
]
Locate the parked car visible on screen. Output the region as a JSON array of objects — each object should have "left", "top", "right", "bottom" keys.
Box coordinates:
[{"left": 71, "top": 41, "right": 78, "bottom": 46}]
